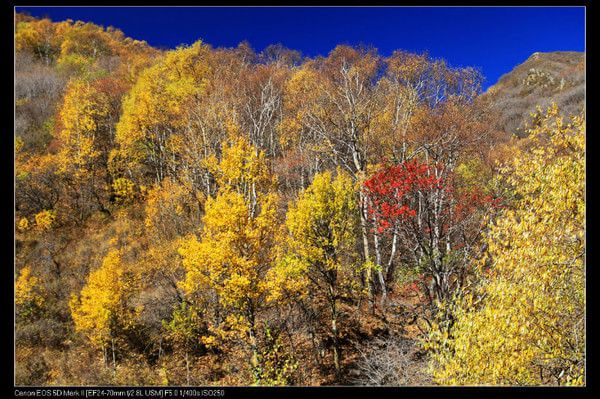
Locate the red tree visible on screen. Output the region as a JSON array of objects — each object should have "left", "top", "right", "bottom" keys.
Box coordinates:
[{"left": 363, "top": 159, "right": 499, "bottom": 311}]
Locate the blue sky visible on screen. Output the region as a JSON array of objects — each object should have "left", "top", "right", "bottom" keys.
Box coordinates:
[{"left": 15, "top": 6, "right": 585, "bottom": 89}]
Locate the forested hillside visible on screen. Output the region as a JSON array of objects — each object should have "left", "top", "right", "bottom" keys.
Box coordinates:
[{"left": 14, "top": 13, "right": 585, "bottom": 386}]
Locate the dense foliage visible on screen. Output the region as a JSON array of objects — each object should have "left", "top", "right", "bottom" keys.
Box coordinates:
[
  {"left": 426, "top": 105, "right": 585, "bottom": 385},
  {"left": 14, "top": 13, "right": 585, "bottom": 386}
]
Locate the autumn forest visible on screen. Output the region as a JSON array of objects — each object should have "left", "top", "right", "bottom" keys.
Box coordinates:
[{"left": 14, "top": 12, "right": 585, "bottom": 386}]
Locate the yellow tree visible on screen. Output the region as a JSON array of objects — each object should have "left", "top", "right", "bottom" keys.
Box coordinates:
[
  {"left": 54, "top": 78, "right": 112, "bottom": 222},
  {"left": 56, "top": 79, "right": 109, "bottom": 178},
  {"left": 58, "top": 20, "right": 115, "bottom": 61},
  {"left": 284, "top": 169, "right": 359, "bottom": 374},
  {"left": 15, "top": 17, "right": 61, "bottom": 64},
  {"left": 113, "top": 41, "right": 212, "bottom": 186},
  {"left": 15, "top": 266, "right": 45, "bottom": 321},
  {"left": 70, "top": 249, "right": 140, "bottom": 370},
  {"left": 15, "top": 150, "right": 61, "bottom": 220},
  {"left": 142, "top": 178, "right": 204, "bottom": 348},
  {"left": 280, "top": 46, "right": 484, "bottom": 307},
  {"left": 34, "top": 209, "right": 56, "bottom": 230},
  {"left": 178, "top": 135, "right": 280, "bottom": 383},
  {"left": 428, "top": 105, "right": 585, "bottom": 385},
  {"left": 144, "top": 177, "right": 202, "bottom": 241},
  {"left": 280, "top": 46, "right": 382, "bottom": 304}
]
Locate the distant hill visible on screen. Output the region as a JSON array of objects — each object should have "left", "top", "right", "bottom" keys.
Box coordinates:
[{"left": 484, "top": 51, "right": 585, "bottom": 136}]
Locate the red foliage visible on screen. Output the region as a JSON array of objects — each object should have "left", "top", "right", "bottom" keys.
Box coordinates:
[
  {"left": 364, "top": 160, "right": 445, "bottom": 232},
  {"left": 364, "top": 159, "right": 500, "bottom": 234}
]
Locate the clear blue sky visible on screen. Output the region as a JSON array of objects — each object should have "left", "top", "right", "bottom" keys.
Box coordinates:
[{"left": 15, "top": 6, "right": 585, "bottom": 89}]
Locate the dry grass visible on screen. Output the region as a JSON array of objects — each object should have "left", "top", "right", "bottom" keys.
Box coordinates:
[{"left": 484, "top": 51, "right": 584, "bottom": 136}]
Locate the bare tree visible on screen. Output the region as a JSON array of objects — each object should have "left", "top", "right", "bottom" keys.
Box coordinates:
[{"left": 351, "top": 336, "right": 431, "bottom": 386}]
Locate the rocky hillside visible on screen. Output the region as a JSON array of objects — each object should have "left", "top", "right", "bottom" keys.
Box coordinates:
[{"left": 485, "top": 51, "right": 585, "bottom": 136}]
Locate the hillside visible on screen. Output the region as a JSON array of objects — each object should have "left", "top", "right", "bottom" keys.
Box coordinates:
[
  {"left": 14, "top": 13, "right": 585, "bottom": 387},
  {"left": 485, "top": 51, "right": 585, "bottom": 136}
]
